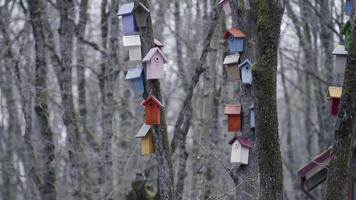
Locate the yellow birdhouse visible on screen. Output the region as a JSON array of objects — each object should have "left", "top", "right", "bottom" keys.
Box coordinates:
[{"left": 136, "top": 124, "right": 154, "bottom": 155}]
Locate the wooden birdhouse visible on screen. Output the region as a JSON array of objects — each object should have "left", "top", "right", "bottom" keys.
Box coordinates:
[
  {"left": 223, "top": 54, "right": 240, "bottom": 81},
  {"left": 228, "top": 136, "right": 252, "bottom": 164},
  {"left": 142, "top": 47, "right": 168, "bottom": 80},
  {"left": 249, "top": 105, "right": 255, "bottom": 129},
  {"left": 142, "top": 95, "right": 164, "bottom": 125},
  {"left": 133, "top": 3, "right": 150, "bottom": 27},
  {"left": 239, "top": 59, "right": 253, "bottom": 85},
  {"left": 345, "top": 0, "right": 352, "bottom": 16},
  {"left": 125, "top": 67, "right": 145, "bottom": 95},
  {"left": 136, "top": 124, "right": 154, "bottom": 155},
  {"left": 218, "top": 0, "right": 232, "bottom": 16},
  {"left": 332, "top": 45, "right": 348, "bottom": 74},
  {"left": 154, "top": 38, "right": 164, "bottom": 49},
  {"left": 224, "top": 104, "right": 242, "bottom": 132},
  {"left": 327, "top": 86, "right": 342, "bottom": 116},
  {"left": 342, "top": 20, "right": 351, "bottom": 50},
  {"left": 118, "top": 2, "right": 138, "bottom": 34},
  {"left": 123, "top": 35, "right": 142, "bottom": 61},
  {"left": 224, "top": 28, "right": 246, "bottom": 53}
]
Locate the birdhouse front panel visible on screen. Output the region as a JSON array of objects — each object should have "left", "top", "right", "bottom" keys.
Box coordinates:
[
  {"left": 144, "top": 99, "right": 161, "bottom": 125},
  {"left": 330, "top": 98, "right": 340, "bottom": 116},
  {"left": 334, "top": 56, "right": 347, "bottom": 74},
  {"left": 227, "top": 115, "right": 241, "bottom": 132},
  {"left": 128, "top": 46, "right": 142, "bottom": 61},
  {"left": 226, "top": 65, "right": 240, "bottom": 81},
  {"left": 141, "top": 132, "right": 154, "bottom": 155},
  {"left": 241, "top": 66, "right": 253, "bottom": 84},
  {"left": 250, "top": 109, "right": 255, "bottom": 129},
  {"left": 146, "top": 53, "right": 164, "bottom": 79},
  {"left": 230, "top": 141, "right": 242, "bottom": 163},
  {"left": 122, "top": 15, "right": 138, "bottom": 34},
  {"left": 345, "top": 0, "right": 352, "bottom": 16},
  {"left": 227, "top": 37, "right": 244, "bottom": 53},
  {"left": 131, "top": 78, "right": 145, "bottom": 94},
  {"left": 134, "top": 9, "right": 149, "bottom": 27}
]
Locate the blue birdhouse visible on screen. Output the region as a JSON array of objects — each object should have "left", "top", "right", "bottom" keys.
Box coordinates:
[
  {"left": 239, "top": 59, "right": 253, "bottom": 85},
  {"left": 224, "top": 28, "right": 246, "bottom": 53},
  {"left": 345, "top": 0, "right": 352, "bottom": 16},
  {"left": 118, "top": 3, "right": 138, "bottom": 34},
  {"left": 125, "top": 67, "right": 145, "bottom": 95},
  {"left": 249, "top": 106, "right": 255, "bottom": 129}
]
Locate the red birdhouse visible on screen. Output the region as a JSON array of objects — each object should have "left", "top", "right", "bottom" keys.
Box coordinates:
[
  {"left": 224, "top": 104, "right": 242, "bottom": 132},
  {"left": 327, "top": 86, "right": 342, "bottom": 116},
  {"left": 142, "top": 95, "right": 164, "bottom": 125}
]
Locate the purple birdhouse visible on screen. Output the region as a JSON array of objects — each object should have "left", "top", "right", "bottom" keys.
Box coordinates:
[
  {"left": 118, "top": 3, "right": 138, "bottom": 34},
  {"left": 142, "top": 47, "right": 168, "bottom": 80}
]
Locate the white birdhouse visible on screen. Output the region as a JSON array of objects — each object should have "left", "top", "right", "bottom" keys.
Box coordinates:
[
  {"left": 123, "top": 35, "right": 142, "bottom": 61},
  {"left": 332, "top": 45, "right": 348, "bottom": 74},
  {"left": 228, "top": 136, "right": 252, "bottom": 165}
]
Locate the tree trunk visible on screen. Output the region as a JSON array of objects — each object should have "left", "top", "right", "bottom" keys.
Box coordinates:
[
  {"left": 325, "top": 3, "right": 356, "bottom": 199},
  {"left": 253, "top": 1, "right": 284, "bottom": 199}
]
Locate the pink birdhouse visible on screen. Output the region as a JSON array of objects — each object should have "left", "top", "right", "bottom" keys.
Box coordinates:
[
  {"left": 218, "top": 0, "right": 232, "bottom": 16},
  {"left": 142, "top": 47, "right": 168, "bottom": 80}
]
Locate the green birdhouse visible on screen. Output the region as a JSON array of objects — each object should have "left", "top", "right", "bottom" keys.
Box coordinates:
[{"left": 342, "top": 20, "right": 351, "bottom": 50}]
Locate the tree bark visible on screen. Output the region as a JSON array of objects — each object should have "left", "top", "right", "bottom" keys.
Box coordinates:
[
  {"left": 253, "top": 1, "right": 284, "bottom": 199},
  {"left": 325, "top": 2, "right": 356, "bottom": 199}
]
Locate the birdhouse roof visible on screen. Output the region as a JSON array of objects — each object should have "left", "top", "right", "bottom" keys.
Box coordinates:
[
  {"left": 297, "top": 147, "right": 331, "bottom": 178},
  {"left": 142, "top": 47, "right": 168, "bottom": 63},
  {"left": 118, "top": 2, "right": 150, "bottom": 16},
  {"left": 123, "top": 35, "right": 141, "bottom": 47},
  {"left": 218, "top": 0, "right": 229, "bottom": 5},
  {"left": 332, "top": 45, "right": 348, "bottom": 55},
  {"left": 239, "top": 59, "right": 252, "bottom": 68},
  {"left": 327, "top": 86, "right": 342, "bottom": 98},
  {"left": 223, "top": 54, "right": 240, "bottom": 65},
  {"left": 224, "top": 28, "right": 246, "bottom": 39},
  {"left": 142, "top": 95, "right": 164, "bottom": 107},
  {"left": 154, "top": 38, "right": 164, "bottom": 48},
  {"left": 224, "top": 104, "right": 241, "bottom": 115},
  {"left": 228, "top": 136, "right": 252, "bottom": 148},
  {"left": 125, "top": 67, "right": 143, "bottom": 80},
  {"left": 135, "top": 124, "right": 152, "bottom": 138}
]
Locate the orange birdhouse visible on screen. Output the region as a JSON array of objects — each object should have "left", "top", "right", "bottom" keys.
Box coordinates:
[
  {"left": 224, "top": 104, "right": 242, "bottom": 132},
  {"left": 142, "top": 95, "right": 164, "bottom": 125}
]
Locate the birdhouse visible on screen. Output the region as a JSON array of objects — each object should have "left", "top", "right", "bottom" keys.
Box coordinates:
[
  {"left": 342, "top": 20, "right": 351, "bottom": 50},
  {"left": 133, "top": 3, "right": 150, "bottom": 27},
  {"left": 136, "top": 124, "right": 154, "bottom": 155},
  {"left": 223, "top": 54, "right": 240, "bottom": 81},
  {"left": 224, "top": 28, "right": 246, "bottom": 53},
  {"left": 345, "top": 0, "right": 352, "bottom": 16},
  {"left": 224, "top": 104, "right": 242, "bottom": 132},
  {"left": 125, "top": 67, "right": 145, "bottom": 95},
  {"left": 142, "top": 95, "right": 164, "bottom": 125},
  {"left": 228, "top": 136, "right": 252, "bottom": 164},
  {"left": 154, "top": 38, "right": 164, "bottom": 49},
  {"left": 142, "top": 47, "right": 168, "bottom": 80},
  {"left": 239, "top": 59, "right": 253, "bottom": 85},
  {"left": 332, "top": 45, "right": 348, "bottom": 74},
  {"left": 123, "top": 35, "right": 142, "bottom": 61},
  {"left": 326, "top": 86, "right": 342, "bottom": 116},
  {"left": 218, "top": 0, "right": 232, "bottom": 16},
  {"left": 117, "top": 2, "right": 138, "bottom": 34},
  {"left": 249, "top": 106, "right": 255, "bottom": 129}
]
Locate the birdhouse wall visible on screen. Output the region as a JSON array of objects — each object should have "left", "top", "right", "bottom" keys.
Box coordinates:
[
  {"left": 130, "top": 78, "right": 145, "bottom": 95},
  {"left": 141, "top": 132, "right": 154, "bottom": 155},
  {"left": 222, "top": 2, "right": 232, "bottom": 16},
  {"left": 330, "top": 98, "right": 340, "bottom": 116},
  {"left": 228, "top": 37, "right": 244, "bottom": 53},
  {"left": 240, "top": 147, "right": 250, "bottom": 165},
  {"left": 230, "top": 142, "right": 249, "bottom": 164},
  {"left": 146, "top": 53, "right": 164, "bottom": 79},
  {"left": 134, "top": 10, "right": 149, "bottom": 27},
  {"left": 241, "top": 67, "right": 253, "bottom": 85},
  {"left": 122, "top": 15, "right": 138, "bottom": 34},
  {"left": 227, "top": 115, "right": 241, "bottom": 132},
  {"left": 226, "top": 65, "right": 240, "bottom": 81},
  {"left": 250, "top": 110, "right": 255, "bottom": 128},
  {"left": 128, "top": 46, "right": 142, "bottom": 61},
  {"left": 334, "top": 56, "right": 347, "bottom": 74},
  {"left": 145, "top": 101, "right": 161, "bottom": 124},
  {"left": 345, "top": 0, "right": 352, "bottom": 16}
]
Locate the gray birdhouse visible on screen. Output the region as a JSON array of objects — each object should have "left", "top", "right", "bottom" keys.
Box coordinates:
[
  {"left": 123, "top": 35, "right": 142, "bottom": 61},
  {"left": 332, "top": 45, "right": 348, "bottom": 74},
  {"left": 223, "top": 54, "right": 240, "bottom": 81},
  {"left": 134, "top": 3, "right": 150, "bottom": 27},
  {"left": 239, "top": 59, "right": 253, "bottom": 85}
]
